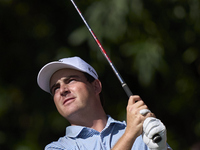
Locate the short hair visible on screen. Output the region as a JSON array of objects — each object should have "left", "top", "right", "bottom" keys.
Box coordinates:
[{"left": 83, "top": 73, "right": 104, "bottom": 107}]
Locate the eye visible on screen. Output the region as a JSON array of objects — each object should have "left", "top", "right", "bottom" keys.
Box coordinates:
[
  {"left": 51, "top": 85, "right": 60, "bottom": 95},
  {"left": 69, "top": 78, "right": 75, "bottom": 82},
  {"left": 67, "top": 78, "right": 76, "bottom": 84}
]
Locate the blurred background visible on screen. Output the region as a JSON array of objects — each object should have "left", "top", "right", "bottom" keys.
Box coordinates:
[{"left": 0, "top": 0, "right": 200, "bottom": 149}]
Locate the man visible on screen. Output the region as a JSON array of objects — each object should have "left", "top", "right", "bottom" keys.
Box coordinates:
[{"left": 37, "top": 56, "right": 172, "bottom": 150}]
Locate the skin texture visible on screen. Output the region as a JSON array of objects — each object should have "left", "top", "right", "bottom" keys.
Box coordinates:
[
  {"left": 50, "top": 68, "right": 107, "bottom": 132},
  {"left": 49, "top": 68, "right": 169, "bottom": 150},
  {"left": 112, "top": 96, "right": 155, "bottom": 150}
]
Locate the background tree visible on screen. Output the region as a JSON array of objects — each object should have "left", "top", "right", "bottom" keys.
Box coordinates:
[{"left": 0, "top": 0, "right": 200, "bottom": 149}]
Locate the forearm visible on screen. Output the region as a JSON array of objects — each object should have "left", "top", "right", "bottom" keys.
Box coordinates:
[
  {"left": 112, "top": 96, "right": 172, "bottom": 150},
  {"left": 111, "top": 96, "right": 148, "bottom": 150}
]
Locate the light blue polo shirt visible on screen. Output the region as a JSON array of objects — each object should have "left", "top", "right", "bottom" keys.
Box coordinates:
[{"left": 45, "top": 116, "right": 149, "bottom": 150}]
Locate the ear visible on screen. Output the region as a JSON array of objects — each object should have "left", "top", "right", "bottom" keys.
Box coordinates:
[{"left": 92, "top": 79, "right": 102, "bottom": 95}]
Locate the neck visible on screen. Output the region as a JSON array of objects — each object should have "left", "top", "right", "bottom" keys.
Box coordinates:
[
  {"left": 88, "top": 114, "right": 108, "bottom": 132},
  {"left": 69, "top": 107, "right": 108, "bottom": 132}
]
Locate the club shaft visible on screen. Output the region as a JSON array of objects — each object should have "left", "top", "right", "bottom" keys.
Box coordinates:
[
  {"left": 70, "top": 0, "right": 162, "bottom": 143},
  {"left": 70, "top": 0, "right": 133, "bottom": 97}
]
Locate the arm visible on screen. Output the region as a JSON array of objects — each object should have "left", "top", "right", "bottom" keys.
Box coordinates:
[
  {"left": 112, "top": 95, "right": 153, "bottom": 150},
  {"left": 112, "top": 95, "right": 172, "bottom": 150}
]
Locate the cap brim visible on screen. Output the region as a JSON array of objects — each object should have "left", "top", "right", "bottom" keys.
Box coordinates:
[{"left": 37, "top": 62, "right": 83, "bottom": 93}]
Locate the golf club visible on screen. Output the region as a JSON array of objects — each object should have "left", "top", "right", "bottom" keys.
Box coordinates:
[{"left": 70, "top": 0, "right": 162, "bottom": 143}]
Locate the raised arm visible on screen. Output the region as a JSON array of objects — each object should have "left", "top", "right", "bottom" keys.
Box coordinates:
[
  {"left": 112, "top": 95, "right": 153, "bottom": 150},
  {"left": 112, "top": 95, "right": 172, "bottom": 150}
]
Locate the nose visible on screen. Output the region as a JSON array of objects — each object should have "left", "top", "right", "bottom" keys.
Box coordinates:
[{"left": 60, "top": 83, "right": 70, "bottom": 96}]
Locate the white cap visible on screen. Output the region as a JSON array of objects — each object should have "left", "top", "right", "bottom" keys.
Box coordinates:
[{"left": 37, "top": 56, "right": 98, "bottom": 93}]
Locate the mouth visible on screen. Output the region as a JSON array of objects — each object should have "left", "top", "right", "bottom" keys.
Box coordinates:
[{"left": 63, "top": 97, "right": 75, "bottom": 105}]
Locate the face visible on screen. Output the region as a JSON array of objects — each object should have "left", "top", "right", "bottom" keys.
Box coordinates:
[{"left": 50, "top": 68, "right": 101, "bottom": 121}]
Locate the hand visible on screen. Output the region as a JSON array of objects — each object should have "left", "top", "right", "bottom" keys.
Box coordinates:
[
  {"left": 142, "top": 117, "right": 167, "bottom": 150},
  {"left": 111, "top": 95, "right": 156, "bottom": 150},
  {"left": 125, "top": 96, "right": 154, "bottom": 138}
]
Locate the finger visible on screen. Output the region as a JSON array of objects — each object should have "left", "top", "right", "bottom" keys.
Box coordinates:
[
  {"left": 140, "top": 109, "right": 151, "bottom": 116},
  {"left": 148, "top": 121, "right": 165, "bottom": 139},
  {"left": 128, "top": 95, "right": 142, "bottom": 105},
  {"left": 143, "top": 117, "right": 161, "bottom": 138}
]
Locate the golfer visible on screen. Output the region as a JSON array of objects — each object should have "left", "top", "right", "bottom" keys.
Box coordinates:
[{"left": 37, "top": 56, "right": 172, "bottom": 150}]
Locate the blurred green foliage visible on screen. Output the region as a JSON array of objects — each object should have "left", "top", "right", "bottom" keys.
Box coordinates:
[{"left": 0, "top": 0, "right": 200, "bottom": 149}]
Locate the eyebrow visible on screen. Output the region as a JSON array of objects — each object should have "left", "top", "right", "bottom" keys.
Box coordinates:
[{"left": 50, "top": 75, "right": 80, "bottom": 94}]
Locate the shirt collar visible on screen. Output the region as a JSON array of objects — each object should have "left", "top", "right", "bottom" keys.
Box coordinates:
[{"left": 65, "top": 115, "right": 125, "bottom": 138}]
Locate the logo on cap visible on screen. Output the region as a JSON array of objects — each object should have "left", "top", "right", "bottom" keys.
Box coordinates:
[{"left": 88, "top": 67, "right": 97, "bottom": 78}]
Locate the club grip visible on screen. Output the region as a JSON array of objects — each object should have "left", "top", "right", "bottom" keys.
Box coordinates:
[{"left": 122, "top": 83, "right": 133, "bottom": 97}]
